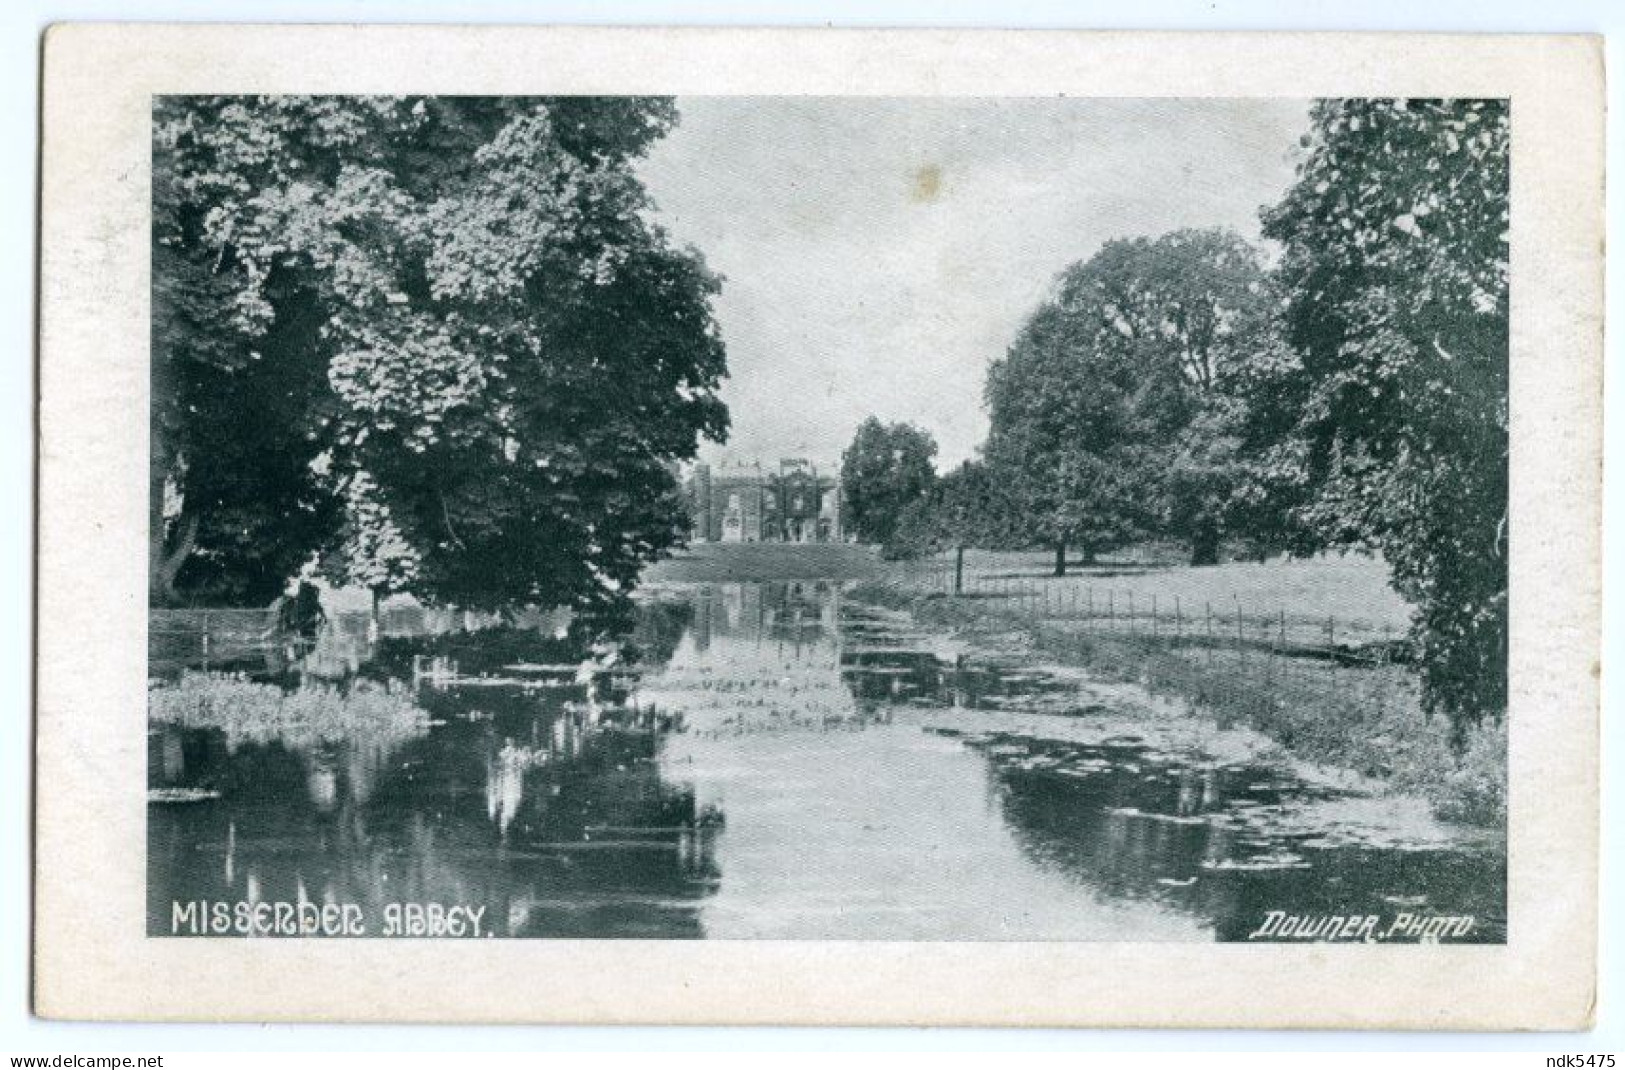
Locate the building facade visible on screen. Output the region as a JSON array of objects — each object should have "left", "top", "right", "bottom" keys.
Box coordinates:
[{"left": 686, "top": 459, "right": 843, "bottom": 543}]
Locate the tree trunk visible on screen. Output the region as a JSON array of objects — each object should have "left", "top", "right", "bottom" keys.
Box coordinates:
[
  {"left": 1190, "top": 522, "right": 1221, "bottom": 567},
  {"left": 1053, "top": 542, "right": 1067, "bottom": 577},
  {"left": 1080, "top": 542, "right": 1097, "bottom": 567},
  {"left": 150, "top": 512, "right": 198, "bottom": 606},
  {"left": 149, "top": 430, "right": 194, "bottom": 605}
]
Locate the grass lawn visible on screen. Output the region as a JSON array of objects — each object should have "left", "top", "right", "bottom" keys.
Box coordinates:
[
  {"left": 853, "top": 548, "right": 1503, "bottom": 826},
  {"left": 645, "top": 541, "right": 884, "bottom": 583},
  {"left": 903, "top": 548, "right": 1414, "bottom": 641}
]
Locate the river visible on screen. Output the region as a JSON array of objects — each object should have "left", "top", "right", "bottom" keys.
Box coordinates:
[{"left": 148, "top": 579, "right": 1505, "bottom": 941}]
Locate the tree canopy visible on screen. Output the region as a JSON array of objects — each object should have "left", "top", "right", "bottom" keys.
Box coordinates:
[
  {"left": 152, "top": 96, "right": 728, "bottom": 612},
  {"left": 838, "top": 418, "right": 938, "bottom": 545},
  {"left": 984, "top": 228, "right": 1279, "bottom": 571},
  {"left": 1262, "top": 98, "right": 1509, "bottom": 735},
  {"left": 884, "top": 459, "right": 1022, "bottom": 559},
  {"left": 937, "top": 100, "right": 1508, "bottom": 740}
]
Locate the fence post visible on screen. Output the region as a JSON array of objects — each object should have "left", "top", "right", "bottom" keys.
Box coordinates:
[
  {"left": 1327, "top": 614, "right": 1336, "bottom": 682},
  {"left": 1264, "top": 608, "right": 1276, "bottom": 687},
  {"left": 1174, "top": 595, "right": 1182, "bottom": 642},
  {"left": 1205, "top": 601, "right": 1213, "bottom": 664},
  {"left": 1236, "top": 602, "right": 1246, "bottom": 669},
  {"left": 1380, "top": 623, "right": 1393, "bottom": 713},
  {"left": 1277, "top": 608, "right": 1288, "bottom": 682},
  {"left": 954, "top": 545, "right": 964, "bottom": 596}
]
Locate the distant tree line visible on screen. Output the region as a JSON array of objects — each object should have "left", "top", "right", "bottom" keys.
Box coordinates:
[
  {"left": 844, "top": 100, "right": 1508, "bottom": 737},
  {"left": 151, "top": 96, "right": 728, "bottom": 616}
]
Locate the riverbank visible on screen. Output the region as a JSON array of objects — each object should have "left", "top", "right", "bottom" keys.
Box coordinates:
[
  {"left": 148, "top": 579, "right": 1506, "bottom": 940},
  {"left": 847, "top": 573, "right": 1505, "bottom": 828}
]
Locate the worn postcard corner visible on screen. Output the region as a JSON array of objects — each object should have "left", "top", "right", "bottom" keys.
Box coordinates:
[{"left": 34, "top": 23, "right": 1601, "bottom": 1028}]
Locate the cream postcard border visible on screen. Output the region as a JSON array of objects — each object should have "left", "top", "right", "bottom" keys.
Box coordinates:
[{"left": 35, "top": 25, "right": 1603, "bottom": 1028}]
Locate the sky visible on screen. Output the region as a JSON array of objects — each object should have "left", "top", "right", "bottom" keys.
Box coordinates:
[{"left": 636, "top": 97, "right": 1312, "bottom": 472}]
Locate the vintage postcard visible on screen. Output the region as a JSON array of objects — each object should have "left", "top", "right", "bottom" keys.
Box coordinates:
[{"left": 35, "top": 26, "right": 1601, "bottom": 1027}]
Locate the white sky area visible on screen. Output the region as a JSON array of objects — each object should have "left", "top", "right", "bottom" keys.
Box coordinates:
[{"left": 637, "top": 97, "right": 1312, "bottom": 471}]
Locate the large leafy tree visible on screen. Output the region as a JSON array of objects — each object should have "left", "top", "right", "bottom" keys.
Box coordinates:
[
  {"left": 983, "top": 325, "right": 1148, "bottom": 575},
  {"left": 839, "top": 418, "right": 938, "bottom": 545},
  {"left": 884, "top": 459, "right": 1022, "bottom": 559},
  {"left": 150, "top": 229, "right": 339, "bottom": 604},
  {"left": 152, "top": 96, "right": 728, "bottom": 612},
  {"left": 985, "top": 229, "right": 1274, "bottom": 572},
  {"left": 1261, "top": 99, "right": 1509, "bottom": 737}
]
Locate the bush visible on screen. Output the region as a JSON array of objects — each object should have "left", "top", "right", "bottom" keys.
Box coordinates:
[{"left": 150, "top": 671, "right": 430, "bottom": 747}]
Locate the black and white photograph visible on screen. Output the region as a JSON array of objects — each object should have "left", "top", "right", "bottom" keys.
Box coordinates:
[
  {"left": 144, "top": 93, "right": 1510, "bottom": 943},
  {"left": 30, "top": 24, "right": 1605, "bottom": 1033}
]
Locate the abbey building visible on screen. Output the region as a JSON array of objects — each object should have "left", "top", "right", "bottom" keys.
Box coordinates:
[{"left": 686, "top": 459, "right": 844, "bottom": 543}]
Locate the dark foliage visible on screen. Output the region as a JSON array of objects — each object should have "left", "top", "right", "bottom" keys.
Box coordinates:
[
  {"left": 839, "top": 417, "right": 938, "bottom": 545},
  {"left": 151, "top": 96, "right": 727, "bottom": 611},
  {"left": 1262, "top": 99, "right": 1509, "bottom": 737}
]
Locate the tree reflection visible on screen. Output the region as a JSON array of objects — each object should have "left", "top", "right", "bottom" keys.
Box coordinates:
[{"left": 148, "top": 611, "right": 719, "bottom": 937}]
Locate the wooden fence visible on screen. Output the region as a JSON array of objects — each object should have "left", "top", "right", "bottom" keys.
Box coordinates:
[
  {"left": 884, "top": 555, "right": 1410, "bottom": 675},
  {"left": 149, "top": 602, "right": 558, "bottom": 678},
  {"left": 149, "top": 608, "right": 279, "bottom": 676}
]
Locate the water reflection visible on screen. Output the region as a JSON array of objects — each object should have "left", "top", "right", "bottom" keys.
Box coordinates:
[
  {"left": 967, "top": 735, "right": 1505, "bottom": 940},
  {"left": 149, "top": 580, "right": 1504, "bottom": 941},
  {"left": 149, "top": 634, "right": 718, "bottom": 937}
]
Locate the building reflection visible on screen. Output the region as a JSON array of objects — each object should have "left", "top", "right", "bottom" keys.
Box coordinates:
[
  {"left": 150, "top": 579, "right": 1505, "bottom": 943},
  {"left": 687, "top": 581, "right": 840, "bottom": 653},
  {"left": 634, "top": 582, "right": 890, "bottom": 740}
]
